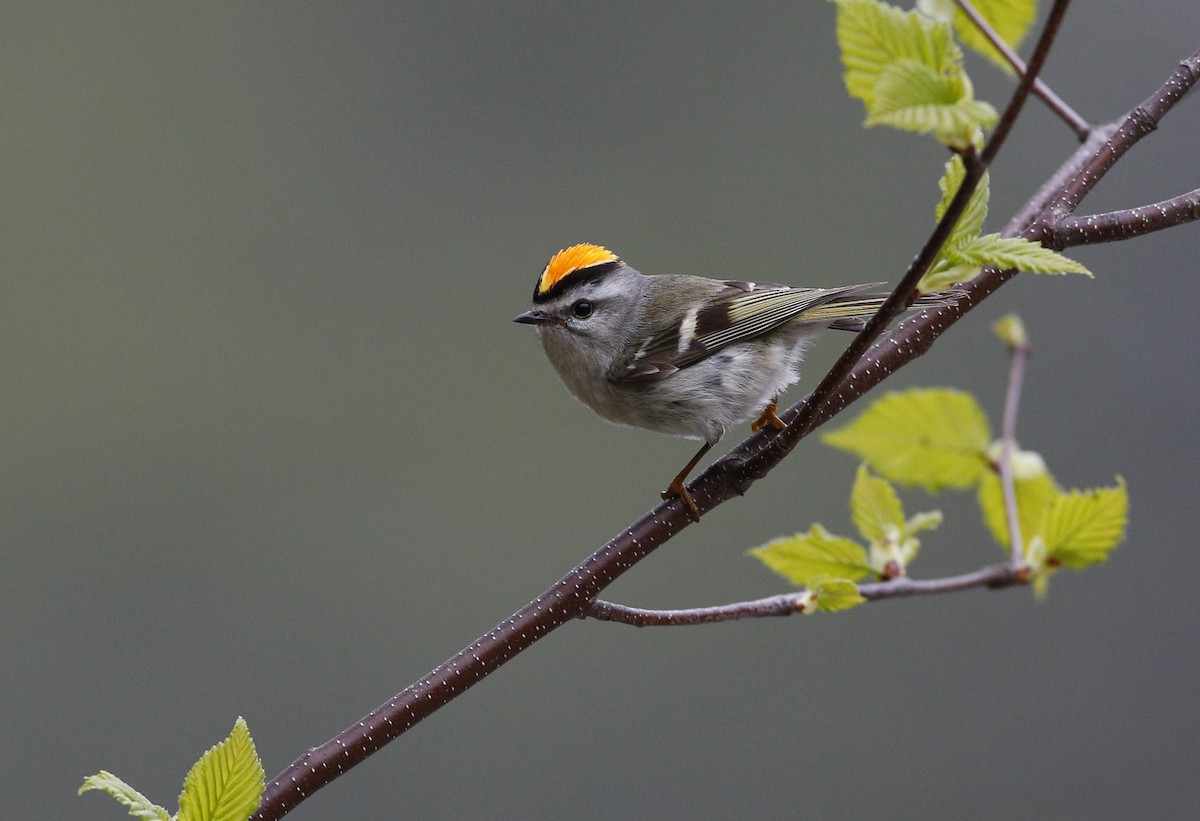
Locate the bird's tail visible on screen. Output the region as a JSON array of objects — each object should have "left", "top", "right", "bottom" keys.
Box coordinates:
[{"left": 806, "top": 289, "right": 963, "bottom": 332}]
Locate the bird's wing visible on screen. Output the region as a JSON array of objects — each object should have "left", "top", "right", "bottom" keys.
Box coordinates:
[{"left": 612, "top": 281, "right": 876, "bottom": 384}]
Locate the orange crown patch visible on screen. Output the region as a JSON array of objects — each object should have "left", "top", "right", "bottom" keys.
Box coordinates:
[{"left": 537, "top": 244, "right": 619, "bottom": 295}]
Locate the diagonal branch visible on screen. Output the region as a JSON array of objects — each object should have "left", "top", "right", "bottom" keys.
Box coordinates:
[
  {"left": 1003, "top": 124, "right": 1117, "bottom": 236},
  {"left": 1047, "top": 51, "right": 1200, "bottom": 218}
]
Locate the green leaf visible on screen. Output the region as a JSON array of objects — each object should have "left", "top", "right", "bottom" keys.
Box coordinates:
[
  {"left": 922, "top": 155, "right": 1092, "bottom": 289},
  {"left": 921, "top": 155, "right": 991, "bottom": 293},
  {"left": 919, "top": 259, "right": 982, "bottom": 293},
  {"left": 953, "top": 233, "right": 1094, "bottom": 276},
  {"left": 836, "top": 0, "right": 960, "bottom": 104},
  {"left": 809, "top": 576, "right": 868, "bottom": 612},
  {"left": 749, "top": 524, "right": 872, "bottom": 585},
  {"left": 177, "top": 718, "right": 265, "bottom": 821},
  {"left": 850, "top": 463, "right": 905, "bottom": 543},
  {"left": 834, "top": 0, "right": 992, "bottom": 147},
  {"left": 847, "top": 464, "right": 941, "bottom": 576},
  {"left": 79, "top": 772, "right": 172, "bottom": 821},
  {"left": 936, "top": 155, "right": 990, "bottom": 247},
  {"left": 823, "top": 388, "right": 992, "bottom": 491},
  {"left": 918, "top": 0, "right": 1037, "bottom": 73},
  {"left": 866, "top": 60, "right": 998, "bottom": 146},
  {"left": 1040, "top": 478, "right": 1129, "bottom": 569},
  {"left": 977, "top": 459, "right": 1058, "bottom": 550}
]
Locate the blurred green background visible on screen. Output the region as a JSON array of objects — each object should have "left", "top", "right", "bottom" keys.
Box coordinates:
[{"left": 4, "top": 2, "right": 1198, "bottom": 818}]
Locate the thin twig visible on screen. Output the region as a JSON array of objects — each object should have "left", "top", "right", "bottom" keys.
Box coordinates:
[
  {"left": 584, "top": 564, "right": 1025, "bottom": 627},
  {"left": 1051, "top": 189, "right": 1200, "bottom": 246},
  {"left": 587, "top": 594, "right": 799, "bottom": 626},
  {"left": 998, "top": 324, "right": 1032, "bottom": 565},
  {"left": 978, "top": 0, "right": 1071, "bottom": 168},
  {"left": 954, "top": 0, "right": 1091, "bottom": 139},
  {"left": 860, "top": 565, "right": 1025, "bottom": 599}
]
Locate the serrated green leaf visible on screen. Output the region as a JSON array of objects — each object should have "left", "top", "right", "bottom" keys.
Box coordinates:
[
  {"left": 922, "top": 155, "right": 994, "bottom": 292},
  {"left": 177, "top": 718, "right": 265, "bottom": 821},
  {"left": 836, "top": 0, "right": 961, "bottom": 105},
  {"left": 919, "top": 259, "right": 982, "bottom": 293},
  {"left": 978, "top": 462, "right": 1059, "bottom": 550},
  {"left": 923, "top": 157, "right": 1092, "bottom": 288},
  {"left": 1040, "top": 478, "right": 1128, "bottom": 569},
  {"left": 79, "top": 772, "right": 173, "bottom": 821},
  {"left": 823, "top": 388, "right": 992, "bottom": 491},
  {"left": 835, "top": 0, "right": 994, "bottom": 148},
  {"left": 809, "top": 575, "right": 868, "bottom": 612},
  {"left": 953, "top": 233, "right": 1094, "bottom": 276},
  {"left": 850, "top": 463, "right": 905, "bottom": 543},
  {"left": 868, "top": 63, "right": 998, "bottom": 147},
  {"left": 936, "top": 155, "right": 990, "bottom": 246},
  {"left": 749, "top": 524, "right": 872, "bottom": 585}
]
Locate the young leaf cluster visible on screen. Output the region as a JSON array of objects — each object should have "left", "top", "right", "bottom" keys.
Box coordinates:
[
  {"left": 823, "top": 386, "right": 1127, "bottom": 595},
  {"left": 921, "top": 155, "right": 1091, "bottom": 292},
  {"left": 80, "top": 718, "right": 265, "bottom": 821},
  {"left": 750, "top": 464, "right": 943, "bottom": 611},
  {"left": 834, "top": 0, "right": 997, "bottom": 149},
  {"left": 835, "top": 0, "right": 1087, "bottom": 290}
]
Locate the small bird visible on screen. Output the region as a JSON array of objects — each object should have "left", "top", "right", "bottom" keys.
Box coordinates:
[{"left": 515, "top": 244, "right": 951, "bottom": 520}]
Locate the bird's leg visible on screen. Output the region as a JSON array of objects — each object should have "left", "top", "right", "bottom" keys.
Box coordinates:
[
  {"left": 661, "top": 440, "right": 714, "bottom": 522},
  {"left": 751, "top": 398, "right": 787, "bottom": 433}
]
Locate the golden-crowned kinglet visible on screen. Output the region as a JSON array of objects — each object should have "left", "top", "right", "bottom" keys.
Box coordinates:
[{"left": 515, "top": 244, "right": 951, "bottom": 520}]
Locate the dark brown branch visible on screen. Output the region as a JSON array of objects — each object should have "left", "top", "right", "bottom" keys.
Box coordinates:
[
  {"left": 1050, "top": 189, "right": 1200, "bottom": 247},
  {"left": 584, "top": 564, "right": 1025, "bottom": 627},
  {"left": 954, "top": 0, "right": 1091, "bottom": 139},
  {"left": 252, "top": 11, "right": 1200, "bottom": 820},
  {"left": 1002, "top": 124, "right": 1117, "bottom": 236},
  {"left": 1049, "top": 51, "right": 1200, "bottom": 217}
]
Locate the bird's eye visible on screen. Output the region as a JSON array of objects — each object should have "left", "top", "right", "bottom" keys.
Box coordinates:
[{"left": 571, "top": 300, "right": 594, "bottom": 318}]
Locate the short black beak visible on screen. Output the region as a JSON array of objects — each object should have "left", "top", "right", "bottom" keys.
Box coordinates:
[{"left": 513, "top": 310, "right": 549, "bottom": 325}]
